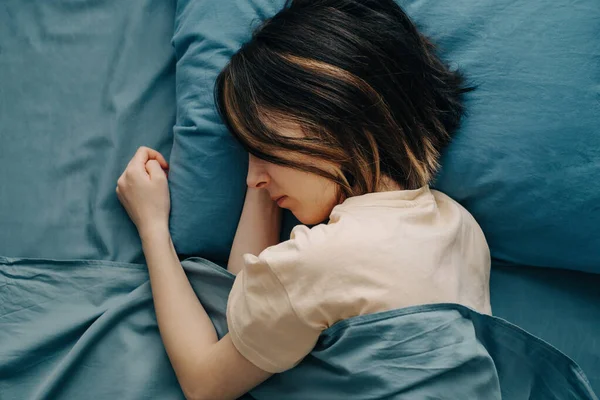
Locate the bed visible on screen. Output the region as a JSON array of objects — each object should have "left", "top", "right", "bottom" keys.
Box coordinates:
[{"left": 1, "top": 0, "right": 598, "bottom": 399}]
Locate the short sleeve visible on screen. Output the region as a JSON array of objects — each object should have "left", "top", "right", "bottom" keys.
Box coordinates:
[{"left": 226, "top": 252, "right": 321, "bottom": 374}]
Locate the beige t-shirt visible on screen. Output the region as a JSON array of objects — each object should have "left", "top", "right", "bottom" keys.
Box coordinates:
[{"left": 227, "top": 186, "right": 491, "bottom": 374}]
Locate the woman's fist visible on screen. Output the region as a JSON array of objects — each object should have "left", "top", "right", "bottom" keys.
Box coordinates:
[{"left": 116, "top": 146, "right": 170, "bottom": 237}]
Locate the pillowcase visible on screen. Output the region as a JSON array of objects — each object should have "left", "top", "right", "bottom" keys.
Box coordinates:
[
  {"left": 399, "top": 0, "right": 600, "bottom": 272},
  {"left": 168, "top": 0, "right": 287, "bottom": 265},
  {"left": 169, "top": 0, "right": 600, "bottom": 272}
]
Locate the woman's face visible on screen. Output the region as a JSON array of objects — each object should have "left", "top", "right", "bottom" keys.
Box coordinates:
[{"left": 246, "top": 153, "right": 340, "bottom": 225}]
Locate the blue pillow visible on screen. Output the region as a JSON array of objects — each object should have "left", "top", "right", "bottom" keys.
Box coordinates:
[
  {"left": 399, "top": 0, "right": 600, "bottom": 272},
  {"left": 168, "top": 0, "right": 288, "bottom": 264},
  {"left": 169, "top": 0, "right": 599, "bottom": 272}
]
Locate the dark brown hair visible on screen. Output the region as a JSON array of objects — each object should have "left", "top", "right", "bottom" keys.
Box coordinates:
[{"left": 215, "top": 0, "right": 473, "bottom": 197}]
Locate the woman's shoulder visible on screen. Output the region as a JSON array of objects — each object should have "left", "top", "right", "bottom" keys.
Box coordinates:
[
  {"left": 430, "top": 189, "right": 487, "bottom": 233},
  {"left": 288, "top": 222, "right": 343, "bottom": 247},
  {"left": 246, "top": 220, "right": 364, "bottom": 291},
  {"left": 257, "top": 221, "right": 350, "bottom": 268}
]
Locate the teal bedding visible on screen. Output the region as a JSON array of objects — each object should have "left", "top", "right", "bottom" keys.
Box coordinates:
[
  {"left": 1, "top": 256, "right": 597, "bottom": 399},
  {"left": 0, "top": 0, "right": 176, "bottom": 263},
  {"left": 490, "top": 265, "right": 600, "bottom": 392},
  {"left": 1, "top": 0, "right": 599, "bottom": 398}
]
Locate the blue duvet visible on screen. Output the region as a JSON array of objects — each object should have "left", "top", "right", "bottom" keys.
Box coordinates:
[{"left": 0, "top": 256, "right": 596, "bottom": 399}]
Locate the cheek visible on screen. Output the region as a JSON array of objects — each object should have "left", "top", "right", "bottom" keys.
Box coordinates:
[
  {"left": 266, "top": 165, "right": 339, "bottom": 223},
  {"left": 268, "top": 166, "right": 305, "bottom": 191},
  {"left": 317, "top": 180, "right": 340, "bottom": 210},
  {"left": 303, "top": 178, "right": 339, "bottom": 220}
]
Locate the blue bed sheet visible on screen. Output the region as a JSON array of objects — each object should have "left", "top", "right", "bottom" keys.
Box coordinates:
[
  {"left": 0, "top": 256, "right": 597, "bottom": 399},
  {"left": 490, "top": 264, "right": 600, "bottom": 393},
  {"left": 0, "top": 0, "right": 176, "bottom": 263}
]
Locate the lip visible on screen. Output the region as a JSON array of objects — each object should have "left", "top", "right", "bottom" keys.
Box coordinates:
[{"left": 273, "top": 196, "right": 287, "bottom": 206}]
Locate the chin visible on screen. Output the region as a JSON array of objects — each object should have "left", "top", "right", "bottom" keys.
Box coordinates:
[{"left": 292, "top": 207, "right": 331, "bottom": 225}]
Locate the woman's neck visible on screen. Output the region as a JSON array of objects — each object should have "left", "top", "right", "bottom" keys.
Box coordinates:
[{"left": 376, "top": 175, "right": 403, "bottom": 192}]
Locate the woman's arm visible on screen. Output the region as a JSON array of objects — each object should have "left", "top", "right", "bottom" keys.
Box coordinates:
[
  {"left": 116, "top": 147, "right": 273, "bottom": 400},
  {"left": 141, "top": 228, "right": 272, "bottom": 400},
  {"left": 228, "top": 188, "right": 282, "bottom": 275}
]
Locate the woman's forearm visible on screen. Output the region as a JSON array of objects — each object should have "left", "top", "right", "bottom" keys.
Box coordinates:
[
  {"left": 140, "top": 227, "right": 218, "bottom": 390},
  {"left": 228, "top": 188, "right": 282, "bottom": 275}
]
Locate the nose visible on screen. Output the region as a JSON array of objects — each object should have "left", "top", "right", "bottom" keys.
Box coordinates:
[{"left": 246, "top": 154, "right": 270, "bottom": 189}]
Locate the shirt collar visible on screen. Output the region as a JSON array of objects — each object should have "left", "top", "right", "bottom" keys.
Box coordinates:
[{"left": 334, "top": 185, "right": 433, "bottom": 210}]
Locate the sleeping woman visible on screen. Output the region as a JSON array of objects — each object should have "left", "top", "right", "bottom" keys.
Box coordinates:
[{"left": 116, "top": 0, "right": 491, "bottom": 398}]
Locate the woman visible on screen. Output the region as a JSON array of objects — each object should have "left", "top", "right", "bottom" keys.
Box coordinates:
[{"left": 116, "top": 0, "right": 490, "bottom": 398}]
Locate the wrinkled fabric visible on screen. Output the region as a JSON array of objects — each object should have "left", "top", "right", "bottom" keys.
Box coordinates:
[
  {"left": 1, "top": 256, "right": 596, "bottom": 399},
  {"left": 0, "top": 0, "right": 176, "bottom": 263},
  {"left": 490, "top": 264, "right": 600, "bottom": 394}
]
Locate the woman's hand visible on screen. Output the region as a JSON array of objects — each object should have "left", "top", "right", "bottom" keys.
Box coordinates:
[{"left": 116, "top": 146, "right": 170, "bottom": 239}]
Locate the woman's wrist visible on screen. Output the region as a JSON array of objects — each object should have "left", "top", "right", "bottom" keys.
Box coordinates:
[{"left": 139, "top": 222, "right": 171, "bottom": 246}]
